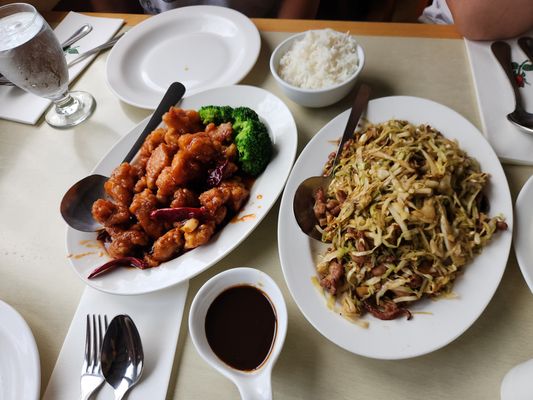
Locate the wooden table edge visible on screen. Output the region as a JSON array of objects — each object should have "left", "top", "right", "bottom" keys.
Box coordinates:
[{"left": 43, "top": 11, "right": 462, "bottom": 39}]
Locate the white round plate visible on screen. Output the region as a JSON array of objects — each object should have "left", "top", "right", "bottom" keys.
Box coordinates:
[
  {"left": 0, "top": 300, "right": 40, "bottom": 400},
  {"left": 278, "top": 96, "right": 513, "bottom": 360},
  {"left": 514, "top": 175, "right": 533, "bottom": 293},
  {"left": 501, "top": 358, "right": 533, "bottom": 400},
  {"left": 66, "top": 85, "right": 297, "bottom": 295},
  {"left": 106, "top": 6, "right": 261, "bottom": 109}
]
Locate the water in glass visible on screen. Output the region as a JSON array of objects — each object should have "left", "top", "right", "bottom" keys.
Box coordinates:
[{"left": 0, "top": 3, "right": 95, "bottom": 128}]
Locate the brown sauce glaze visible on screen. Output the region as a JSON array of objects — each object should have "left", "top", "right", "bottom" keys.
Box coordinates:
[{"left": 205, "top": 285, "right": 277, "bottom": 371}]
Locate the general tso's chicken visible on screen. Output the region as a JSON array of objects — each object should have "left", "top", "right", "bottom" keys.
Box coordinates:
[
  {"left": 198, "top": 185, "right": 230, "bottom": 214},
  {"left": 134, "top": 176, "right": 147, "bottom": 193},
  {"left": 129, "top": 189, "right": 165, "bottom": 239},
  {"left": 178, "top": 132, "right": 222, "bottom": 164},
  {"left": 219, "top": 180, "right": 250, "bottom": 212},
  {"left": 104, "top": 163, "right": 140, "bottom": 206},
  {"left": 199, "top": 179, "right": 250, "bottom": 214},
  {"left": 92, "top": 199, "right": 131, "bottom": 227},
  {"left": 170, "top": 188, "right": 198, "bottom": 208},
  {"left": 198, "top": 179, "right": 249, "bottom": 228},
  {"left": 184, "top": 221, "right": 216, "bottom": 250},
  {"left": 205, "top": 122, "right": 233, "bottom": 144},
  {"left": 156, "top": 131, "right": 224, "bottom": 199},
  {"left": 136, "top": 128, "right": 166, "bottom": 171},
  {"left": 145, "top": 143, "right": 175, "bottom": 190},
  {"left": 105, "top": 226, "right": 149, "bottom": 259},
  {"left": 144, "top": 227, "right": 184, "bottom": 268},
  {"left": 155, "top": 153, "right": 201, "bottom": 200},
  {"left": 91, "top": 107, "right": 258, "bottom": 273},
  {"left": 163, "top": 108, "right": 203, "bottom": 146}
]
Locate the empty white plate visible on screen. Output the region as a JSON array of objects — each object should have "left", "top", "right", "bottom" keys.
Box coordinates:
[
  {"left": 514, "top": 174, "right": 533, "bottom": 293},
  {"left": 106, "top": 6, "right": 261, "bottom": 109},
  {"left": 0, "top": 300, "right": 40, "bottom": 400},
  {"left": 501, "top": 358, "right": 533, "bottom": 400}
]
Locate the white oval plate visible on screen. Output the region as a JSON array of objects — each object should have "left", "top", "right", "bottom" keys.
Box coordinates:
[
  {"left": 0, "top": 300, "right": 40, "bottom": 400},
  {"left": 278, "top": 96, "right": 513, "bottom": 360},
  {"left": 67, "top": 85, "right": 297, "bottom": 295},
  {"left": 106, "top": 6, "right": 261, "bottom": 109},
  {"left": 514, "top": 175, "right": 533, "bottom": 293}
]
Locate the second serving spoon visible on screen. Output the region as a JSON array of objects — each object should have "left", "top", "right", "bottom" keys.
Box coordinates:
[{"left": 292, "top": 83, "right": 371, "bottom": 241}]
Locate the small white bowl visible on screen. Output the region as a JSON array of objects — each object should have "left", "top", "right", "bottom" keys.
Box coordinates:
[
  {"left": 269, "top": 30, "right": 365, "bottom": 108},
  {"left": 188, "top": 267, "right": 288, "bottom": 400}
]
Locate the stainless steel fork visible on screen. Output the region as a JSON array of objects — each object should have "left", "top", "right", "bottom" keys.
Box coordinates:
[{"left": 80, "top": 314, "right": 108, "bottom": 400}]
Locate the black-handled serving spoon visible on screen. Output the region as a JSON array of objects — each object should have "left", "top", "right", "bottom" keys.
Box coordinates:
[
  {"left": 60, "top": 81, "right": 186, "bottom": 232},
  {"left": 292, "top": 83, "right": 371, "bottom": 241}
]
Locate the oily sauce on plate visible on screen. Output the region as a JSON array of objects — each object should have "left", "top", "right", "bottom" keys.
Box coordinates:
[{"left": 205, "top": 284, "right": 277, "bottom": 371}]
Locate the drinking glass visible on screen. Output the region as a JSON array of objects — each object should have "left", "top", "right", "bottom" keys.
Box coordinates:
[{"left": 0, "top": 3, "right": 95, "bottom": 128}]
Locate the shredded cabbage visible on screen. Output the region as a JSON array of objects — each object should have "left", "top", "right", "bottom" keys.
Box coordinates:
[{"left": 315, "top": 120, "right": 506, "bottom": 322}]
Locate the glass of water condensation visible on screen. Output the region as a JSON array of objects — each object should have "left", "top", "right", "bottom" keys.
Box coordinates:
[{"left": 0, "top": 3, "right": 95, "bottom": 128}]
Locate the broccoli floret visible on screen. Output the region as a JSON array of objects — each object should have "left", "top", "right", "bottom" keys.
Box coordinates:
[
  {"left": 234, "top": 119, "right": 273, "bottom": 176},
  {"left": 232, "top": 107, "right": 259, "bottom": 124},
  {"left": 218, "top": 106, "right": 233, "bottom": 122},
  {"left": 199, "top": 104, "right": 272, "bottom": 176},
  {"left": 198, "top": 105, "right": 234, "bottom": 125}
]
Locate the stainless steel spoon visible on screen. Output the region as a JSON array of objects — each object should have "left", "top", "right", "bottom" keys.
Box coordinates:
[
  {"left": 101, "top": 315, "right": 144, "bottom": 400},
  {"left": 292, "top": 83, "right": 371, "bottom": 241},
  {"left": 62, "top": 23, "right": 93, "bottom": 50},
  {"left": 60, "top": 81, "right": 186, "bottom": 232},
  {"left": 491, "top": 41, "right": 533, "bottom": 134},
  {"left": 67, "top": 32, "right": 124, "bottom": 68}
]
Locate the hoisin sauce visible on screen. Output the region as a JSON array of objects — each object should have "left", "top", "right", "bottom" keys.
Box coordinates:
[{"left": 205, "top": 285, "right": 277, "bottom": 371}]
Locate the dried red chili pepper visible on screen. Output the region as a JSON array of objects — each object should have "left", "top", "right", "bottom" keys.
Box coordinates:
[
  {"left": 150, "top": 206, "right": 211, "bottom": 222},
  {"left": 207, "top": 160, "right": 229, "bottom": 187},
  {"left": 88, "top": 256, "right": 149, "bottom": 279}
]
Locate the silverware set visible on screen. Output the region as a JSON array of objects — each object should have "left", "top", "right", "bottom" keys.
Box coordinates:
[
  {"left": 67, "top": 33, "right": 125, "bottom": 69},
  {"left": 491, "top": 36, "right": 533, "bottom": 134},
  {"left": 81, "top": 314, "right": 143, "bottom": 400}
]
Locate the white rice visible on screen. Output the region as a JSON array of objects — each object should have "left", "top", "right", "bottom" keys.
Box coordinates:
[{"left": 278, "top": 29, "right": 359, "bottom": 90}]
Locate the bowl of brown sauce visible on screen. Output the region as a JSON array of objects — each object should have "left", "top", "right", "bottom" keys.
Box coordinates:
[{"left": 188, "top": 267, "right": 288, "bottom": 398}]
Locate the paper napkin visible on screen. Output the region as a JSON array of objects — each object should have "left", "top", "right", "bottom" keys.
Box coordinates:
[
  {"left": 465, "top": 31, "right": 533, "bottom": 165},
  {"left": 0, "top": 12, "right": 124, "bottom": 125},
  {"left": 42, "top": 283, "right": 188, "bottom": 400}
]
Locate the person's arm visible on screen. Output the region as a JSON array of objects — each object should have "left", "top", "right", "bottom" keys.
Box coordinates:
[
  {"left": 276, "top": 0, "right": 320, "bottom": 19},
  {"left": 446, "top": 0, "right": 533, "bottom": 40}
]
